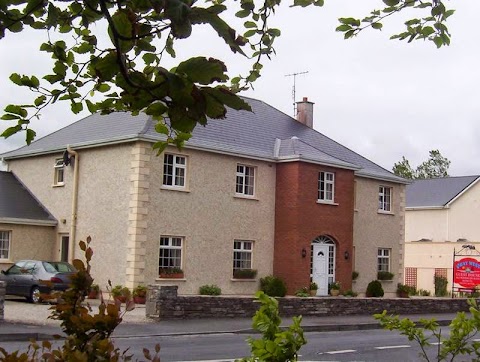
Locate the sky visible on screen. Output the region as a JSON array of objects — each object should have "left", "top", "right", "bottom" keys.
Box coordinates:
[{"left": 1, "top": 1, "right": 479, "bottom": 176}]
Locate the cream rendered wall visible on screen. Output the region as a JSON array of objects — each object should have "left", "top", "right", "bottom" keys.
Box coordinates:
[
  {"left": 0, "top": 224, "right": 56, "bottom": 270},
  {"left": 7, "top": 144, "right": 132, "bottom": 289},
  {"left": 405, "top": 209, "right": 448, "bottom": 242},
  {"left": 448, "top": 181, "right": 480, "bottom": 242},
  {"left": 144, "top": 146, "right": 276, "bottom": 295},
  {"left": 353, "top": 177, "right": 405, "bottom": 297},
  {"left": 404, "top": 241, "right": 461, "bottom": 294}
]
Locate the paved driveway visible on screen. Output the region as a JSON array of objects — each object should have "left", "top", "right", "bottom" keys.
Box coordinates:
[{"left": 3, "top": 296, "right": 151, "bottom": 325}]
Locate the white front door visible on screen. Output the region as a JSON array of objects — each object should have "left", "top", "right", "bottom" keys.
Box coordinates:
[{"left": 312, "top": 243, "right": 330, "bottom": 296}]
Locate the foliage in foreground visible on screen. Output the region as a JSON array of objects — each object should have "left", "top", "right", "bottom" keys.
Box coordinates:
[
  {"left": 376, "top": 298, "right": 480, "bottom": 361},
  {"left": 1, "top": 0, "right": 455, "bottom": 147},
  {"left": 237, "top": 291, "right": 306, "bottom": 362},
  {"left": 0, "top": 236, "right": 160, "bottom": 361}
]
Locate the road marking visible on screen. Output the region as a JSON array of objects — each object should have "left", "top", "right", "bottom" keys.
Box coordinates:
[
  {"left": 325, "top": 349, "right": 356, "bottom": 354},
  {"left": 430, "top": 342, "right": 443, "bottom": 346},
  {"left": 375, "top": 345, "right": 410, "bottom": 350},
  {"left": 474, "top": 339, "right": 480, "bottom": 342},
  {"left": 174, "top": 360, "right": 236, "bottom": 362}
]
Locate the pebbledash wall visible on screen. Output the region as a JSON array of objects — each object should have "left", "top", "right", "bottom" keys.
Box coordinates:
[{"left": 146, "top": 286, "right": 472, "bottom": 320}]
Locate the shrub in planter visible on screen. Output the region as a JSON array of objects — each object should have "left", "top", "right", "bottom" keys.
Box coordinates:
[
  {"left": 366, "top": 280, "right": 384, "bottom": 297},
  {"left": 352, "top": 271, "right": 359, "bottom": 281},
  {"left": 159, "top": 267, "right": 184, "bottom": 278},
  {"left": 343, "top": 289, "right": 358, "bottom": 297},
  {"left": 397, "top": 283, "right": 410, "bottom": 298},
  {"left": 88, "top": 284, "right": 100, "bottom": 299},
  {"left": 260, "top": 275, "right": 287, "bottom": 297},
  {"left": 133, "top": 285, "right": 148, "bottom": 304},
  {"left": 199, "top": 284, "right": 222, "bottom": 295},
  {"left": 377, "top": 271, "right": 394, "bottom": 280},
  {"left": 233, "top": 269, "right": 257, "bottom": 279},
  {"left": 434, "top": 275, "right": 448, "bottom": 297},
  {"left": 111, "top": 285, "right": 131, "bottom": 303}
]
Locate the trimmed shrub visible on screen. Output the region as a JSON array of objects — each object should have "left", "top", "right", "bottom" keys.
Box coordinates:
[
  {"left": 295, "top": 287, "right": 309, "bottom": 297},
  {"left": 199, "top": 284, "right": 222, "bottom": 295},
  {"left": 434, "top": 275, "right": 448, "bottom": 297},
  {"left": 260, "top": 275, "right": 287, "bottom": 297},
  {"left": 366, "top": 280, "right": 384, "bottom": 297}
]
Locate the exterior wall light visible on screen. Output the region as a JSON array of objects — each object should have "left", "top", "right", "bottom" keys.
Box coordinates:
[
  {"left": 344, "top": 251, "right": 350, "bottom": 260},
  {"left": 301, "top": 248, "right": 307, "bottom": 258}
]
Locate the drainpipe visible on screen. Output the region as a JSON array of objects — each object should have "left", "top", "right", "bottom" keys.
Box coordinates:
[{"left": 67, "top": 145, "right": 79, "bottom": 263}]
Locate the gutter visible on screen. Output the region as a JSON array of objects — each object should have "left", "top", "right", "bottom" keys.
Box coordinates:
[
  {"left": 67, "top": 145, "right": 79, "bottom": 263},
  {"left": 0, "top": 217, "right": 57, "bottom": 226}
]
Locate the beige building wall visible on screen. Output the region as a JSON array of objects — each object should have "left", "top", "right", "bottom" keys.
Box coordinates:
[
  {"left": 144, "top": 146, "right": 276, "bottom": 295},
  {"left": 353, "top": 177, "right": 405, "bottom": 297},
  {"left": 6, "top": 144, "right": 132, "bottom": 289},
  {"left": 0, "top": 224, "right": 56, "bottom": 270},
  {"left": 405, "top": 209, "right": 448, "bottom": 242},
  {"left": 404, "top": 181, "right": 480, "bottom": 294}
]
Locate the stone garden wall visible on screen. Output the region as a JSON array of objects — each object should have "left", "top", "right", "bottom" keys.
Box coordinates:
[
  {"left": 0, "top": 281, "right": 5, "bottom": 321},
  {"left": 146, "top": 285, "right": 474, "bottom": 320}
]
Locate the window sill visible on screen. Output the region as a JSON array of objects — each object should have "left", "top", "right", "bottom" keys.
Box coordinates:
[
  {"left": 316, "top": 200, "right": 339, "bottom": 206},
  {"left": 234, "top": 194, "right": 258, "bottom": 201},
  {"left": 155, "top": 278, "right": 187, "bottom": 282},
  {"left": 231, "top": 278, "right": 257, "bottom": 282},
  {"left": 377, "top": 210, "right": 395, "bottom": 216},
  {"left": 160, "top": 186, "right": 190, "bottom": 193},
  {"left": 379, "top": 279, "right": 394, "bottom": 283},
  {"left": 52, "top": 183, "right": 65, "bottom": 188}
]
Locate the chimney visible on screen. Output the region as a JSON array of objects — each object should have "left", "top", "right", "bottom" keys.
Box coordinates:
[{"left": 296, "top": 97, "right": 314, "bottom": 128}]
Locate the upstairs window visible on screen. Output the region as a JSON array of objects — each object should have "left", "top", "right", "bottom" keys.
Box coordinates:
[
  {"left": 54, "top": 158, "right": 65, "bottom": 186},
  {"left": 377, "top": 248, "right": 391, "bottom": 272},
  {"left": 378, "top": 186, "right": 392, "bottom": 212},
  {"left": 318, "top": 171, "right": 335, "bottom": 202},
  {"left": 236, "top": 164, "right": 255, "bottom": 196},
  {"left": 163, "top": 154, "right": 186, "bottom": 188},
  {"left": 0, "top": 230, "right": 10, "bottom": 260}
]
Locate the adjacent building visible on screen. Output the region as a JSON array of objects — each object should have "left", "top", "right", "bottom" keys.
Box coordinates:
[{"left": 0, "top": 97, "right": 407, "bottom": 296}]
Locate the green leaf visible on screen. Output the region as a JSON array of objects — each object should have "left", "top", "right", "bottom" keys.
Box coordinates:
[
  {"left": 336, "top": 24, "right": 352, "bottom": 32},
  {"left": 1, "top": 114, "right": 20, "bottom": 120},
  {"left": 5, "top": 105, "right": 27, "bottom": 117},
  {"left": 34, "top": 95, "right": 47, "bottom": 106},
  {"left": 176, "top": 57, "right": 228, "bottom": 85},
  {"left": 244, "top": 21, "right": 256, "bottom": 28},
  {"left": 108, "top": 11, "right": 134, "bottom": 52},
  {"left": 71, "top": 102, "right": 83, "bottom": 114},
  {"left": 25, "top": 128, "right": 36, "bottom": 144},
  {"left": 1, "top": 125, "right": 23, "bottom": 138},
  {"left": 383, "top": 0, "right": 400, "bottom": 6},
  {"left": 165, "top": 0, "right": 192, "bottom": 39},
  {"left": 371, "top": 23, "right": 383, "bottom": 30},
  {"left": 235, "top": 10, "right": 250, "bottom": 18},
  {"left": 154, "top": 122, "right": 169, "bottom": 135},
  {"left": 9, "top": 73, "right": 22, "bottom": 85},
  {"left": 146, "top": 102, "right": 168, "bottom": 116}
]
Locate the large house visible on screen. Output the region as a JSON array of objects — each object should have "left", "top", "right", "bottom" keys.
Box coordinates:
[
  {"left": 405, "top": 176, "right": 480, "bottom": 293},
  {"left": 0, "top": 97, "right": 407, "bottom": 296}
]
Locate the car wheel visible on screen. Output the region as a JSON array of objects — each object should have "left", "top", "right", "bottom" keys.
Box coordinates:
[{"left": 29, "top": 286, "right": 41, "bottom": 304}]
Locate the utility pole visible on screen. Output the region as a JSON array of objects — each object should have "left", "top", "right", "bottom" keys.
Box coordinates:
[{"left": 285, "top": 71, "right": 309, "bottom": 117}]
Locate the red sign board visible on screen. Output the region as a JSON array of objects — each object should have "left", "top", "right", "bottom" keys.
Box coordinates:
[{"left": 454, "top": 257, "right": 480, "bottom": 288}]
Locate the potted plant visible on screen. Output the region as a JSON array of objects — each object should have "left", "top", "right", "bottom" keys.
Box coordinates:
[
  {"left": 330, "top": 281, "right": 341, "bottom": 296},
  {"left": 133, "top": 285, "right": 148, "bottom": 304},
  {"left": 159, "top": 267, "right": 184, "bottom": 278},
  {"left": 309, "top": 281, "right": 318, "bottom": 296},
  {"left": 352, "top": 271, "right": 359, "bottom": 281},
  {"left": 233, "top": 269, "right": 257, "bottom": 279},
  {"left": 111, "top": 285, "right": 131, "bottom": 303},
  {"left": 397, "top": 283, "right": 410, "bottom": 298},
  {"left": 87, "top": 284, "right": 100, "bottom": 299},
  {"left": 377, "top": 271, "right": 394, "bottom": 281}
]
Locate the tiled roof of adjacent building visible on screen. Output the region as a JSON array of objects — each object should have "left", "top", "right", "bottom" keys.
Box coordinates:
[
  {"left": 406, "top": 176, "right": 480, "bottom": 208},
  {"left": 0, "top": 171, "right": 57, "bottom": 225},
  {"left": 0, "top": 97, "right": 406, "bottom": 184}
]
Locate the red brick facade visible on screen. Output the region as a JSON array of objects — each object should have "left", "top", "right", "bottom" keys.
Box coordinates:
[{"left": 274, "top": 162, "right": 355, "bottom": 294}]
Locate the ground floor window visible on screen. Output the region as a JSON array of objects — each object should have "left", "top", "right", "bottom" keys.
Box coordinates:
[
  {"left": 233, "top": 240, "right": 253, "bottom": 271},
  {"left": 0, "top": 230, "right": 10, "bottom": 260},
  {"left": 377, "top": 248, "right": 391, "bottom": 272},
  {"left": 159, "top": 236, "right": 183, "bottom": 274}
]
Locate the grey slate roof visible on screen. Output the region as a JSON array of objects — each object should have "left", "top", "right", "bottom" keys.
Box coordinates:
[
  {"left": 0, "top": 171, "right": 57, "bottom": 225},
  {"left": 406, "top": 176, "right": 480, "bottom": 208},
  {"left": 0, "top": 97, "right": 406, "bottom": 184}
]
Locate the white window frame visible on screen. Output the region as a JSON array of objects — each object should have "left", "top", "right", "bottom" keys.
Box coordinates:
[
  {"left": 377, "top": 248, "right": 391, "bottom": 272},
  {"left": 0, "top": 230, "right": 11, "bottom": 260},
  {"left": 236, "top": 164, "right": 255, "bottom": 196},
  {"left": 233, "top": 240, "right": 253, "bottom": 271},
  {"left": 318, "top": 171, "right": 335, "bottom": 202},
  {"left": 378, "top": 186, "right": 392, "bottom": 212},
  {"left": 53, "top": 158, "right": 65, "bottom": 186},
  {"left": 159, "top": 236, "right": 183, "bottom": 273},
  {"left": 163, "top": 154, "right": 187, "bottom": 189}
]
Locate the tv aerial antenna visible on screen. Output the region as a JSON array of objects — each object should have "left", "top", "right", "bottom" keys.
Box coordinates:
[{"left": 285, "top": 71, "right": 309, "bottom": 117}]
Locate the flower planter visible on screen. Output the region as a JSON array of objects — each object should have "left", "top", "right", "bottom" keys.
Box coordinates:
[
  {"left": 159, "top": 273, "right": 184, "bottom": 279},
  {"left": 309, "top": 289, "right": 318, "bottom": 297},
  {"left": 87, "top": 291, "right": 98, "bottom": 299},
  {"left": 330, "top": 289, "right": 340, "bottom": 296},
  {"left": 134, "top": 296, "right": 146, "bottom": 304},
  {"left": 115, "top": 296, "right": 127, "bottom": 303}
]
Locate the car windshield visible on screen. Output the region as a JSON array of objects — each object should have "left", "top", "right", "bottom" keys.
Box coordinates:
[{"left": 43, "top": 262, "right": 75, "bottom": 273}]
